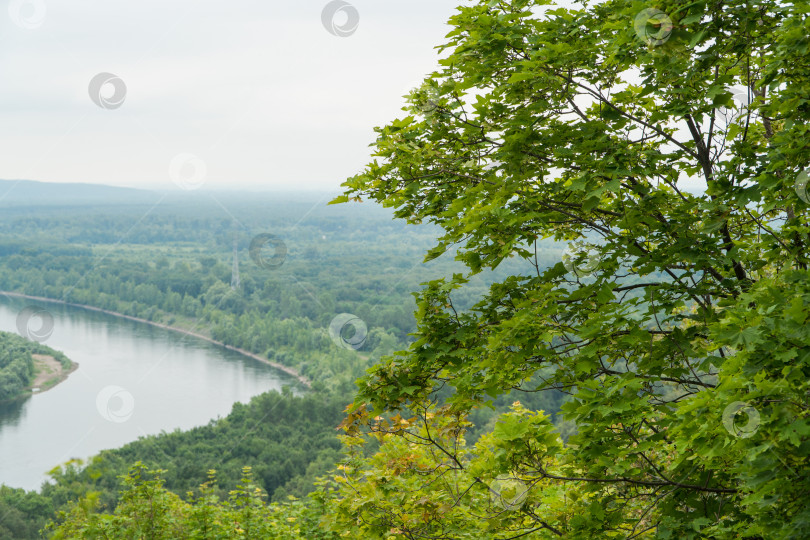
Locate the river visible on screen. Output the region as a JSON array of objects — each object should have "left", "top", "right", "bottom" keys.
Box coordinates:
[{"left": 0, "top": 294, "right": 301, "bottom": 491}]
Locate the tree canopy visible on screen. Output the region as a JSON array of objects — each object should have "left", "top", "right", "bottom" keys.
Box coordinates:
[{"left": 333, "top": 0, "right": 810, "bottom": 537}]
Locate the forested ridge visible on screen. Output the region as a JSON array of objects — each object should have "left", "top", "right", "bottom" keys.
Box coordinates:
[{"left": 2, "top": 0, "right": 810, "bottom": 537}]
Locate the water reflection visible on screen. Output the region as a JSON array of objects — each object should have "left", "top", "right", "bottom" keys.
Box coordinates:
[{"left": 0, "top": 393, "right": 30, "bottom": 428}]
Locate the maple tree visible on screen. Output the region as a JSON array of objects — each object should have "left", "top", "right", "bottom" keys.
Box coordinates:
[{"left": 332, "top": 0, "right": 810, "bottom": 537}]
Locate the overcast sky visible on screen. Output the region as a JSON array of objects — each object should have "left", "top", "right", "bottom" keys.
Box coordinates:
[{"left": 0, "top": 0, "right": 460, "bottom": 191}]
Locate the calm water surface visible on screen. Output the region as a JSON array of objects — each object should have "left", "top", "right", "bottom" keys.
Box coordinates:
[{"left": 0, "top": 295, "right": 299, "bottom": 491}]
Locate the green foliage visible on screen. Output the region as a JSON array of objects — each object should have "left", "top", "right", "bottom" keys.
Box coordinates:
[
  {"left": 39, "top": 391, "right": 346, "bottom": 517},
  {"left": 328, "top": 403, "right": 579, "bottom": 539},
  {"left": 49, "top": 463, "right": 335, "bottom": 539},
  {"left": 0, "top": 390, "right": 344, "bottom": 538},
  {"left": 0, "top": 486, "right": 55, "bottom": 539},
  {"left": 333, "top": 0, "right": 810, "bottom": 537}
]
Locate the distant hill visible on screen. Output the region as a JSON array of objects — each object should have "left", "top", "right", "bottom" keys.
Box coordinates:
[{"left": 0, "top": 179, "right": 160, "bottom": 207}]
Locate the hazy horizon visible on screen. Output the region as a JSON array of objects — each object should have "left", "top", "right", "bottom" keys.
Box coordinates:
[
  {"left": 0, "top": 177, "right": 348, "bottom": 194},
  {"left": 1, "top": 0, "right": 459, "bottom": 192}
]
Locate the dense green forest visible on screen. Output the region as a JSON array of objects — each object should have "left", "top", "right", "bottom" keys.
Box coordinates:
[
  {"left": 0, "top": 194, "right": 554, "bottom": 392},
  {"left": 0, "top": 331, "right": 71, "bottom": 402},
  {"left": 0, "top": 195, "right": 566, "bottom": 538},
  {"left": 2, "top": 0, "right": 810, "bottom": 537}
]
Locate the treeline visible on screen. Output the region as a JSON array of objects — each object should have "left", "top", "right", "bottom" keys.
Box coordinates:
[
  {"left": 47, "top": 463, "right": 334, "bottom": 539},
  {"left": 0, "top": 390, "right": 347, "bottom": 539},
  {"left": 0, "top": 198, "right": 558, "bottom": 392},
  {"left": 4, "top": 388, "right": 568, "bottom": 539},
  {"left": 0, "top": 331, "right": 71, "bottom": 402}
]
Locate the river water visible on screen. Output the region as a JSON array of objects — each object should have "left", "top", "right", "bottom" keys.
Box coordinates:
[{"left": 0, "top": 294, "right": 299, "bottom": 491}]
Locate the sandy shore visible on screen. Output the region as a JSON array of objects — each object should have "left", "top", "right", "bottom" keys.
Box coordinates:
[
  {"left": 29, "top": 354, "right": 79, "bottom": 394},
  {"left": 1, "top": 291, "right": 311, "bottom": 388}
]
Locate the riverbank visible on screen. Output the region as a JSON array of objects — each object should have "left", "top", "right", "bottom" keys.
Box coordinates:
[
  {"left": 29, "top": 354, "right": 79, "bottom": 394},
  {"left": 0, "top": 292, "right": 311, "bottom": 388}
]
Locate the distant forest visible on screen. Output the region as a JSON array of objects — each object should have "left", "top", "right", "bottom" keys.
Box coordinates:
[{"left": 0, "top": 191, "right": 567, "bottom": 539}]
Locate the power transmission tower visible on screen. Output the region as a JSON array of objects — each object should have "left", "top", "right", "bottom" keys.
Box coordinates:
[{"left": 230, "top": 227, "right": 240, "bottom": 290}]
